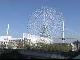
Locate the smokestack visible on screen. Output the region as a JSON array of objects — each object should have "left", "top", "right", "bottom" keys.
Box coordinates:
[
  {"left": 6, "top": 24, "right": 9, "bottom": 36},
  {"left": 8, "top": 24, "right": 9, "bottom": 29}
]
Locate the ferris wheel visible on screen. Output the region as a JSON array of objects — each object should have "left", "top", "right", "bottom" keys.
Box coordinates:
[{"left": 27, "top": 6, "right": 65, "bottom": 40}]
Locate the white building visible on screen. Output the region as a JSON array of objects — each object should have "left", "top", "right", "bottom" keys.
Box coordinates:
[
  {"left": 0, "top": 36, "right": 12, "bottom": 45},
  {"left": 0, "top": 35, "right": 23, "bottom": 49},
  {"left": 23, "top": 33, "right": 54, "bottom": 44}
]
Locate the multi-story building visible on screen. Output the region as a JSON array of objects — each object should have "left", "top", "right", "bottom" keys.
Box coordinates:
[
  {"left": 0, "top": 35, "right": 23, "bottom": 49},
  {"left": 23, "top": 33, "right": 54, "bottom": 44},
  {"left": 0, "top": 36, "right": 12, "bottom": 48}
]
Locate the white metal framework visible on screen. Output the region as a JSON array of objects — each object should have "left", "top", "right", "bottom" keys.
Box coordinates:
[{"left": 27, "top": 6, "right": 65, "bottom": 43}]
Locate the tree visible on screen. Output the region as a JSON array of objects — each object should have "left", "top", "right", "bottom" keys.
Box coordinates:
[
  {"left": 23, "top": 43, "right": 31, "bottom": 49},
  {"left": 34, "top": 42, "right": 48, "bottom": 50},
  {"left": 1, "top": 44, "right": 6, "bottom": 49},
  {"left": 7, "top": 45, "right": 13, "bottom": 49}
]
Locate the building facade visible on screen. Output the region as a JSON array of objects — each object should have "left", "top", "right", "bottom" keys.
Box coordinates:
[{"left": 23, "top": 33, "right": 54, "bottom": 44}]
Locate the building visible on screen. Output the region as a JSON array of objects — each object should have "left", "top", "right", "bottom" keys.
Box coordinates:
[
  {"left": 0, "top": 36, "right": 12, "bottom": 48},
  {"left": 71, "top": 40, "right": 80, "bottom": 51},
  {"left": 23, "top": 33, "right": 54, "bottom": 44},
  {"left": 0, "top": 35, "right": 23, "bottom": 49}
]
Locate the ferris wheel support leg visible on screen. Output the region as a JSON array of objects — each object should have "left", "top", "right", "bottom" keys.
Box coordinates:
[
  {"left": 63, "top": 40, "right": 64, "bottom": 43},
  {"left": 62, "top": 21, "right": 65, "bottom": 43}
]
